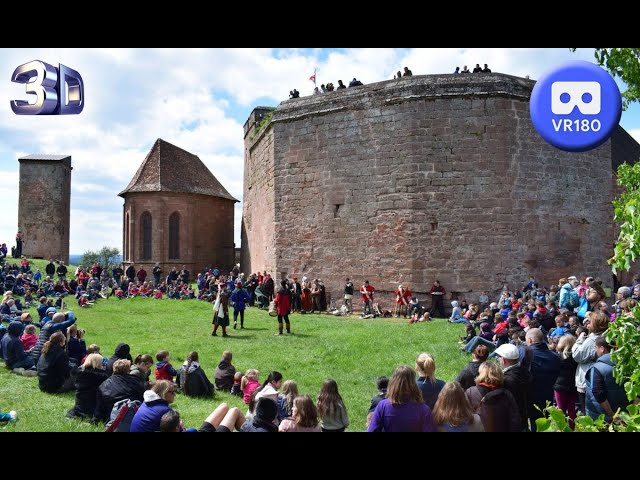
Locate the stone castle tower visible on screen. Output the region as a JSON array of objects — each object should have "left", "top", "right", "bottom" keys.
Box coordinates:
[
  {"left": 18, "top": 155, "right": 72, "bottom": 262},
  {"left": 119, "top": 138, "right": 238, "bottom": 274},
  {"left": 242, "top": 73, "right": 640, "bottom": 305}
]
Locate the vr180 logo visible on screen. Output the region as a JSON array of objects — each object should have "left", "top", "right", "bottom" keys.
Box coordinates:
[
  {"left": 10, "top": 60, "right": 84, "bottom": 115},
  {"left": 530, "top": 61, "right": 621, "bottom": 152}
]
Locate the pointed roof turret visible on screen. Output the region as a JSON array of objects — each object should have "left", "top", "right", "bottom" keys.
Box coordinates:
[{"left": 119, "top": 138, "right": 237, "bottom": 201}]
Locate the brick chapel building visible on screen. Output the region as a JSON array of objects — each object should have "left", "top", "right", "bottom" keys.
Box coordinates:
[{"left": 119, "top": 138, "right": 237, "bottom": 275}]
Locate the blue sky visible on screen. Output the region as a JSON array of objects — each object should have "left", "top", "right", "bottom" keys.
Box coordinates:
[{"left": 1, "top": 48, "right": 639, "bottom": 254}]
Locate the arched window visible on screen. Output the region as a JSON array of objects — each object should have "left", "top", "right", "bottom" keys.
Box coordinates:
[
  {"left": 124, "top": 212, "right": 130, "bottom": 261},
  {"left": 169, "top": 212, "right": 180, "bottom": 259},
  {"left": 141, "top": 212, "right": 152, "bottom": 260}
]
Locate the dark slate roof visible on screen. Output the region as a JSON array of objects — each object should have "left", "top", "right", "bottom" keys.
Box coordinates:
[
  {"left": 19, "top": 154, "right": 70, "bottom": 161},
  {"left": 611, "top": 125, "right": 640, "bottom": 171},
  {"left": 119, "top": 139, "right": 237, "bottom": 201}
]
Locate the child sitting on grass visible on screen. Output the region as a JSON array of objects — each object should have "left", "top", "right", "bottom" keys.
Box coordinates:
[
  {"left": 20, "top": 324, "right": 38, "bottom": 352},
  {"left": 155, "top": 350, "right": 179, "bottom": 382},
  {"left": 241, "top": 369, "right": 260, "bottom": 405},
  {"left": 231, "top": 371, "right": 244, "bottom": 397}
]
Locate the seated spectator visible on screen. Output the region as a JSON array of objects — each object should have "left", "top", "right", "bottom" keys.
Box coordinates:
[
  {"left": 214, "top": 350, "right": 236, "bottom": 391},
  {"left": 403, "top": 66, "right": 413, "bottom": 76},
  {"left": 482, "top": 63, "right": 492, "bottom": 73},
  {"left": 131, "top": 380, "right": 178, "bottom": 432},
  {"left": 176, "top": 351, "right": 214, "bottom": 398},
  {"left": 20, "top": 324, "right": 38, "bottom": 353},
  {"left": 279, "top": 395, "right": 321, "bottom": 432},
  {"left": 0, "top": 299, "right": 20, "bottom": 322},
  {"left": 242, "top": 369, "right": 260, "bottom": 404},
  {"left": 448, "top": 300, "right": 465, "bottom": 323},
  {"left": 66, "top": 353, "right": 109, "bottom": 419},
  {"left": 432, "top": 382, "right": 484, "bottom": 432},
  {"left": 289, "top": 89, "right": 300, "bottom": 99},
  {"left": 31, "top": 311, "right": 76, "bottom": 363},
  {"left": 465, "top": 362, "right": 521, "bottom": 432},
  {"left": 239, "top": 398, "right": 279, "bottom": 432},
  {"left": 453, "top": 66, "right": 460, "bottom": 74},
  {"left": 254, "top": 371, "right": 283, "bottom": 407},
  {"left": 366, "top": 376, "right": 388, "bottom": 428},
  {"left": 461, "top": 65, "right": 470, "bottom": 74},
  {"left": 130, "top": 354, "right": 154, "bottom": 386},
  {"left": 415, "top": 353, "right": 445, "bottom": 409},
  {"left": 36, "top": 297, "right": 49, "bottom": 322},
  {"left": 473, "top": 63, "right": 482, "bottom": 73},
  {"left": 92, "top": 359, "right": 145, "bottom": 423},
  {"left": 277, "top": 379, "right": 299, "bottom": 422},
  {"left": 2, "top": 321, "right": 36, "bottom": 372},
  {"left": 464, "top": 322, "right": 496, "bottom": 353},
  {"left": 105, "top": 343, "right": 132, "bottom": 375},
  {"left": 155, "top": 350, "right": 178, "bottom": 382},
  {"left": 37, "top": 331, "right": 74, "bottom": 393},
  {"left": 368, "top": 365, "right": 436, "bottom": 432},
  {"left": 160, "top": 403, "right": 246, "bottom": 432},
  {"left": 456, "top": 345, "right": 490, "bottom": 390},
  {"left": 336, "top": 80, "right": 346, "bottom": 89},
  {"left": 317, "top": 378, "right": 350, "bottom": 432},
  {"left": 349, "top": 78, "right": 363, "bottom": 87},
  {"left": 67, "top": 325, "right": 87, "bottom": 366},
  {"left": 230, "top": 371, "right": 243, "bottom": 397}
]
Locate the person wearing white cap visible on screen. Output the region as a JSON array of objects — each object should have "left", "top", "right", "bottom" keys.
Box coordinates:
[{"left": 495, "top": 343, "right": 529, "bottom": 431}]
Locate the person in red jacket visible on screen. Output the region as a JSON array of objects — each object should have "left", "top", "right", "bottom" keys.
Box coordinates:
[{"left": 274, "top": 280, "right": 292, "bottom": 336}]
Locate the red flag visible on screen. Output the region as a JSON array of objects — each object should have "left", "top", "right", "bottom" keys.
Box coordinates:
[{"left": 309, "top": 73, "right": 316, "bottom": 82}]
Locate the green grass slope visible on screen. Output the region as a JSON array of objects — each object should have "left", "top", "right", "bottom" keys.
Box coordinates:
[{"left": 1, "top": 297, "right": 468, "bottom": 432}]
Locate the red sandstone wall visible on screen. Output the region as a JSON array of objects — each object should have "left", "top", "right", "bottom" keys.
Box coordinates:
[
  {"left": 241, "top": 127, "right": 276, "bottom": 276},
  {"left": 245, "top": 75, "right": 619, "bottom": 308},
  {"left": 122, "top": 192, "right": 234, "bottom": 274}
]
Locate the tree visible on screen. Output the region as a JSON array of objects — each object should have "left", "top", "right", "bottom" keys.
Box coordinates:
[
  {"left": 572, "top": 48, "right": 640, "bottom": 109},
  {"left": 608, "top": 163, "right": 640, "bottom": 402},
  {"left": 553, "top": 48, "right": 640, "bottom": 430},
  {"left": 80, "top": 246, "right": 121, "bottom": 269},
  {"left": 575, "top": 46, "right": 640, "bottom": 401}
]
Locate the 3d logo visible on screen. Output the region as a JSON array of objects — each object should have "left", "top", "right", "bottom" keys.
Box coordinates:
[
  {"left": 10, "top": 60, "right": 84, "bottom": 115},
  {"left": 530, "top": 60, "right": 621, "bottom": 152}
]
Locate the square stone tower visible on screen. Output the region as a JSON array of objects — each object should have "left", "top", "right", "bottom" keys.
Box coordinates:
[{"left": 18, "top": 155, "right": 72, "bottom": 263}]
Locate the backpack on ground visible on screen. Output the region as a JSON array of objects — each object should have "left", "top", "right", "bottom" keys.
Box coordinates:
[{"left": 105, "top": 399, "right": 142, "bottom": 432}]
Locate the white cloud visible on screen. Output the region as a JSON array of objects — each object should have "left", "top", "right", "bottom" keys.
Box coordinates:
[{"left": 0, "top": 48, "right": 638, "bottom": 255}]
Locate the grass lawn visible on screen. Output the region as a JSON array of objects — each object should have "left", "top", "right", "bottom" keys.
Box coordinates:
[{"left": 1, "top": 296, "right": 469, "bottom": 432}]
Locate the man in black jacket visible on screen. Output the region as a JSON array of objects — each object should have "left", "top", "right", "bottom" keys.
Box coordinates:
[
  {"left": 92, "top": 359, "right": 145, "bottom": 423},
  {"left": 45, "top": 260, "right": 56, "bottom": 277},
  {"left": 495, "top": 343, "right": 530, "bottom": 431}
]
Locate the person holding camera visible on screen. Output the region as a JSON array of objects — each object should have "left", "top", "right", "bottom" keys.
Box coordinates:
[{"left": 67, "top": 324, "right": 87, "bottom": 366}]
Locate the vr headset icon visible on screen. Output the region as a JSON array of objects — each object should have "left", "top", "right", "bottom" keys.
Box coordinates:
[{"left": 551, "top": 81, "right": 601, "bottom": 115}]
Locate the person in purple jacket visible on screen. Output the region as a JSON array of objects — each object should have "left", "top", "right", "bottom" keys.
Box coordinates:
[{"left": 367, "top": 365, "right": 436, "bottom": 432}]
